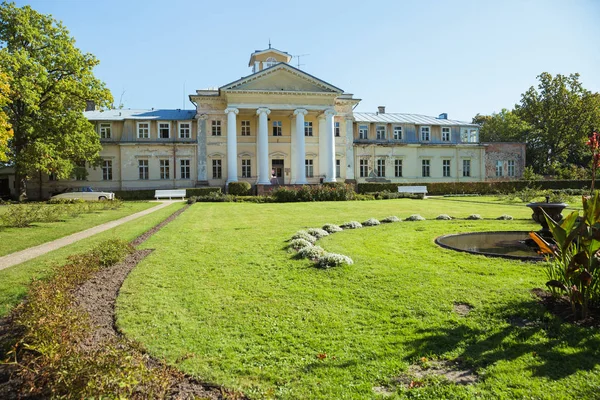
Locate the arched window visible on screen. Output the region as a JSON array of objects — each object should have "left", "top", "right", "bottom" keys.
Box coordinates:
[{"left": 264, "top": 57, "right": 278, "bottom": 68}]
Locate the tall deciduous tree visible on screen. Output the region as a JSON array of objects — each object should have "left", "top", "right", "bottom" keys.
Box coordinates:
[
  {"left": 0, "top": 2, "right": 112, "bottom": 199},
  {"left": 472, "top": 108, "right": 531, "bottom": 143},
  {"left": 514, "top": 72, "right": 600, "bottom": 173},
  {"left": 0, "top": 71, "right": 11, "bottom": 160}
]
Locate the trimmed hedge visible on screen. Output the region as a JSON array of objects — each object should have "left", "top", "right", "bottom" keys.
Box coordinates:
[
  {"left": 228, "top": 181, "right": 251, "bottom": 196},
  {"left": 357, "top": 180, "right": 592, "bottom": 195},
  {"left": 115, "top": 187, "right": 221, "bottom": 200}
]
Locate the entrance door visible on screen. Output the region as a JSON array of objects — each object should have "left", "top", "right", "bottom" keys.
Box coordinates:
[{"left": 271, "top": 159, "right": 284, "bottom": 184}]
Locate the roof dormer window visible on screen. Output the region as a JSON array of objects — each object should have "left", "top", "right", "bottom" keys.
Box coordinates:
[{"left": 264, "top": 57, "right": 278, "bottom": 68}]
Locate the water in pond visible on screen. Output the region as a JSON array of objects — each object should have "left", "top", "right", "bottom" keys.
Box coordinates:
[{"left": 435, "top": 231, "right": 543, "bottom": 261}]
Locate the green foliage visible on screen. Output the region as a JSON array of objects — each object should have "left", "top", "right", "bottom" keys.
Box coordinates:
[
  {"left": 0, "top": 3, "right": 113, "bottom": 198},
  {"left": 358, "top": 180, "right": 593, "bottom": 196},
  {"left": 228, "top": 181, "right": 251, "bottom": 196},
  {"left": 322, "top": 223, "right": 343, "bottom": 233},
  {"left": 297, "top": 245, "right": 326, "bottom": 260},
  {"left": 532, "top": 192, "right": 600, "bottom": 319},
  {"left": 472, "top": 108, "right": 531, "bottom": 142},
  {"left": 515, "top": 72, "right": 600, "bottom": 173},
  {"left": 91, "top": 238, "right": 133, "bottom": 267},
  {"left": 381, "top": 216, "right": 401, "bottom": 223},
  {"left": 7, "top": 239, "right": 169, "bottom": 397},
  {"left": 316, "top": 252, "right": 354, "bottom": 268},
  {"left": 271, "top": 184, "right": 355, "bottom": 202},
  {"left": 114, "top": 187, "right": 221, "bottom": 200},
  {"left": 362, "top": 217, "right": 380, "bottom": 226},
  {"left": 0, "top": 200, "right": 124, "bottom": 227},
  {"left": 288, "top": 238, "right": 313, "bottom": 250},
  {"left": 185, "top": 187, "right": 221, "bottom": 197},
  {"left": 522, "top": 166, "right": 542, "bottom": 182}
]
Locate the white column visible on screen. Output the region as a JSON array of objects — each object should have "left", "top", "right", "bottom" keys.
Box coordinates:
[
  {"left": 225, "top": 108, "right": 239, "bottom": 183},
  {"left": 294, "top": 108, "right": 308, "bottom": 184},
  {"left": 318, "top": 115, "right": 327, "bottom": 177},
  {"left": 257, "top": 107, "right": 271, "bottom": 184},
  {"left": 324, "top": 109, "right": 336, "bottom": 182}
]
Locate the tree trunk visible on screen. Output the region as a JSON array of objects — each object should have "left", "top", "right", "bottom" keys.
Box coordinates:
[
  {"left": 38, "top": 170, "right": 43, "bottom": 200},
  {"left": 15, "top": 167, "right": 27, "bottom": 202}
]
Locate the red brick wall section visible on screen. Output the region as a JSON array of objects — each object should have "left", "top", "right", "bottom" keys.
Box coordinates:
[{"left": 483, "top": 142, "right": 526, "bottom": 180}]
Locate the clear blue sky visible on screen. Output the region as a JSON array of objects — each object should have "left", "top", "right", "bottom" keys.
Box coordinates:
[{"left": 14, "top": 0, "right": 600, "bottom": 122}]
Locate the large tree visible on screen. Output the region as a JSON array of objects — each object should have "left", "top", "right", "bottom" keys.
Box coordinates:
[
  {"left": 472, "top": 108, "right": 531, "bottom": 143},
  {"left": 0, "top": 71, "right": 11, "bottom": 160},
  {"left": 514, "top": 72, "right": 600, "bottom": 173},
  {"left": 0, "top": 2, "right": 112, "bottom": 199}
]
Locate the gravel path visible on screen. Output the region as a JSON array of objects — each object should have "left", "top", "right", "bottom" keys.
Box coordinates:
[{"left": 0, "top": 201, "right": 180, "bottom": 271}]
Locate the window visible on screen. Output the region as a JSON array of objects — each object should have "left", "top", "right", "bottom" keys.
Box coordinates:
[
  {"left": 73, "top": 161, "right": 86, "bottom": 181},
  {"left": 508, "top": 160, "right": 515, "bottom": 177},
  {"left": 376, "top": 158, "right": 386, "bottom": 177},
  {"left": 336, "top": 159, "right": 341, "bottom": 178},
  {"left": 137, "top": 122, "right": 149, "bottom": 138},
  {"left": 241, "top": 120, "right": 251, "bottom": 136},
  {"left": 212, "top": 120, "right": 221, "bottom": 136},
  {"left": 159, "top": 159, "right": 170, "bottom": 180},
  {"left": 179, "top": 122, "right": 191, "bottom": 138},
  {"left": 420, "top": 126, "right": 431, "bottom": 141},
  {"left": 443, "top": 159, "right": 451, "bottom": 177},
  {"left": 99, "top": 123, "right": 111, "bottom": 139},
  {"left": 422, "top": 160, "right": 430, "bottom": 177},
  {"left": 272, "top": 120, "right": 282, "bottom": 136},
  {"left": 496, "top": 160, "right": 503, "bottom": 177},
  {"left": 442, "top": 127, "right": 451, "bottom": 142},
  {"left": 264, "top": 57, "right": 277, "bottom": 68},
  {"left": 212, "top": 159, "right": 222, "bottom": 179},
  {"left": 159, "top": 122, "right": 170, "bottom": 139},
  {"left": 359, "top": 159, "right": 369, "bottom": 177},
  {"left": 461, "top": 128, "right": 479, "bottom": 143},
  {"left": 138, "top": 160, "right": 149, "bottom": 180},
  {"left": 394, "top": 159, "right": 403, "bottom": 177},
  {"left": 335, "top": 122, "right": 340, "bottom": 137},
  {"left": 463, "top": 160, "right": 471, "bottom": 177},
  {"left": 304, "top": 121, "right": 313, "bottom": 137},
  {"left": 359, "top": 125, "right": 368, "bottom": 139},
  {"left": 393, "top": 126, "right": 403, "bottom": 140},
  {"left": 376, "top": 125, "right": 386, "bottom": 140},
  {"left": 242, "top": 159, "right": 251, "bottom": 178},
  {"left": 180, "top": 159, "right": 190, "bottom": 180},
  {"left": 305, "top": 159, "right": 314, "bottom": 178},
  {"left": 102, "top": 160, "right": 112, "bottom": 181}
]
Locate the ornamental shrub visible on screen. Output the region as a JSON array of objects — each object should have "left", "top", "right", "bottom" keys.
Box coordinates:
[
  {"left": 466, "top": 214, "right": 483, "bottom": 220},
  {"left": 307, "top": 228, "right": 329, "bottom": 239},
  {"left": 270, "top": 184, "right": 355, "bottom": 202},
  {"left": 322, "top": 223, "right": 343, "bottom": 233},
  {"left": 288, "top": 238, "right": 313, "bottom": 250},
  {"left": 340, "top": 221, "right": 362, "bottom": 229},
  {"left": 436, "top": 214, "right": 453, "bottom": 220},
  {"left": 405, "top": 214, "right": 425, "bottom": 221},
  {"left": 497, "top": 214, "right": 513, "bottom": 220},
  {"left": 92, "top": 238, "right": 134, "bottom": 267},
  {"left": 298, "top": 245, "right": 326, "bottom": 260},
  {"left": 228, "top": 181, "right": 251, "bottom": 196},
  {"left": 362, "top": 218, "right": 380, "bottom": 226},
  {"left": 317, "top": 252, "right": 354, "bottom": 268},
  {"left": 381, "top": 216, "right": 401, "bottom": 223},
  {"left": 291, "top": 231, "right": 317, "bottom": 244}
]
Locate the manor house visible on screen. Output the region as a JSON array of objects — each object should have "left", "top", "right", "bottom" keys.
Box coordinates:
[{"left": 24, "top": 47, "right": 525, "bottom": 198}]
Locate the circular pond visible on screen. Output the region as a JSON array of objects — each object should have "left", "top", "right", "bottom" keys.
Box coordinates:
[{"left": 435, "top": 231, "right": 543, "bottom": 261}]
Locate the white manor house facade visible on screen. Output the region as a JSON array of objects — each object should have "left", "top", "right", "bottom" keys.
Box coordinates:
[{"left": 27, "top": 47, "right": 524, "bottom": 197}]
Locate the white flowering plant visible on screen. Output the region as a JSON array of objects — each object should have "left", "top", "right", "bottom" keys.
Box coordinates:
[
  {"left": 362, "top": 218, "right": 380, "bottom": 226},
  {"left": 317, "top": 252, "right": 354, "bottom": 268}
]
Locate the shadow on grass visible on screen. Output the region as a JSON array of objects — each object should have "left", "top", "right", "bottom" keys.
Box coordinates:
[{"left": 404, "top": 298, "right": 600, "bottom": 380}]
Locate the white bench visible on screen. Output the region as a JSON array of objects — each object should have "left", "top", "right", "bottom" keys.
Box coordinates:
[
  {"left": 398, "top": 186, "right": 428, "bottom": 199},
  {"left": 154, "top": 189, "right": 186, "bottom": 200}
]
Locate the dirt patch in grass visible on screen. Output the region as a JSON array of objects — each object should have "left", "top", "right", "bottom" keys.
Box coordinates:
[
  {"left": 531, "top": 288, "right": 600, "bottom": 327},
  {"left": 0, "top": 204, "right": 244, "bottom": 399},
  {"left": 391, "top": 359, "right": 478, "bottom": 391},
  {"left": 453, "top": 302, "right": 473, "bottom": 317}
]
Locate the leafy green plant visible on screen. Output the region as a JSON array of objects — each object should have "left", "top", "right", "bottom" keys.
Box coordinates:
[
  {"left": 530, "top": 192, "right": 600, "bottom": 319},
  {"left": 228, "top": 181, "right": 251, "bottom": 196}
]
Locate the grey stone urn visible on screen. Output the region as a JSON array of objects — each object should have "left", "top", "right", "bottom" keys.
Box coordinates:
[{"left": 526, "top": 197, "right": 568, "bottom": 235}]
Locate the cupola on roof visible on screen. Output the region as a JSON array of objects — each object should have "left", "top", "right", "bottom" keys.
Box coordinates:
[{"left": 248, "top": 45, "right": 292, "bottom": 73}]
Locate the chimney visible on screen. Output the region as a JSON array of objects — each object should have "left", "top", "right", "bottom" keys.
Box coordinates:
[
  {"left": 377, "top": 106, "right": 386, "bottom": 114},
  {"left": 438, "top": 113, "right": 448, "bottom": 119},
  {"left": 85, "top": 100, "right": 96, "bottom": 112}
]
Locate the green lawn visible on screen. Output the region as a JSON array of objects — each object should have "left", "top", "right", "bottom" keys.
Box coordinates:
[
  {"left": 0, "top": 201, "right": 156, "bottom": 256},
  {"left": 115, "top": 198, "right": 600, "bottom": 399},
  {"left": 0, "top": 202, "right": 186, "bottom": 317}
]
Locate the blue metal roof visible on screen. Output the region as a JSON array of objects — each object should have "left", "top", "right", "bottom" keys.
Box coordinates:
[
  {"left": 354, "top": 112, "right": 478, "bottom": 127},
  {"left": 84, "top": 109, "right": 196, "bottom": 121}
]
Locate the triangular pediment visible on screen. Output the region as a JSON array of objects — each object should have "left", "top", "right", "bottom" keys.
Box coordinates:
[{"left": 221, "top": 64, "right": 343, "bottom": 94}]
